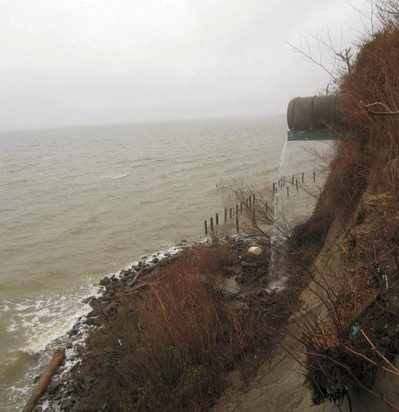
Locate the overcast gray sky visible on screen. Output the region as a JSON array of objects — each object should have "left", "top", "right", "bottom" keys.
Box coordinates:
[{"left": 0, "top": 0, "right": 370, "bottom": 131}]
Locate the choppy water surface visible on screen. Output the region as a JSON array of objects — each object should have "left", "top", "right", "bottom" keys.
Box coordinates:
[{"left": 0, "top": 116, "right": 331, "bottom": 410}]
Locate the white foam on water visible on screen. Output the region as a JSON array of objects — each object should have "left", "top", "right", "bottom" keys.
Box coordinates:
[
  {"left": 1, "top": 282, "right": 101, "bottom": 410},
  {"left": 4, "top": 284, "right": 99, "bottom": 354},
  {"left": 2, "top": 241, "right": 194, "bottom": 410},
  {"left": 116, "top": 242, "right": 189, "bottom": 281},
  {"left": 0, "top": 300, "right": 11, "bottom": 312}
]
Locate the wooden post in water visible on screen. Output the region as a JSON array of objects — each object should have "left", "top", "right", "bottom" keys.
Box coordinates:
[
  {"left": 236, "top": 204, "right": 239, "bottom": 216},
  {"left": 224, "top": 208, "right": 227, "bottom": 222},
  {"left": 313, "top": 171, "right": 316, "bottom": 182},
  {"left": 287, "top": 186, "right": 289, "bottom": 197},
  {"left": 302, "top": 172, "right": 304, "bottom": 183},
  {"left": 229, "top": 208, "right": 233, "bottom": 219},
  {"left": 292, "top": 175, "right": 294, "bottom": 184},
  {"left": 273, "top": 182, "right": 275, "bottom": 193},
  {"left": 296, "top": 179, "right": 299, "bottom": 191},
  {"left": 236, "top": 215, "right": 239, "bottom": 234},
  {"left": 210, "top": 217, "right": 214, "bottom": 232},
  {"left": 216, "top": 213, "right": 219, "bottom": 225},
  {"left": 204, "top": 220, "right": 208, "bottom": 235}
]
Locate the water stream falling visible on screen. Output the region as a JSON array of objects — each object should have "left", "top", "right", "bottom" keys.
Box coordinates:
[
  {"left": 267, "top": 136, "right": 289, "bottom": 292},
  {"left": 266, "top": 136, "right": 333, "bottom": 292}
]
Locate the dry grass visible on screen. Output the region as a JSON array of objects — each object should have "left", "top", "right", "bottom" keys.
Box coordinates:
[{"left": 76, "top": 240, "right": 279, "bottom": 411}]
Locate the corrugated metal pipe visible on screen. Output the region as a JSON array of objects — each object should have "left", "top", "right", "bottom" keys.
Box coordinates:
[{"left": 287, "top": 94, "right": 350, "bottom": 132}]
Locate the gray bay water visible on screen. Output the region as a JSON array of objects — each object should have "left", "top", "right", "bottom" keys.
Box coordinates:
[{"left": 0, "top": 116, "right": 330, "bottom": 410}]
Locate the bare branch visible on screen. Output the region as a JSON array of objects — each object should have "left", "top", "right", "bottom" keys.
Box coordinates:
[{"left": 363, "top": 101, "right": 399, "bottom": 116}]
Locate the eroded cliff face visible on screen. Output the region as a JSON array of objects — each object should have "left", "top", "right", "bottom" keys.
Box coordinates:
[
  {"left": 300, "top": 187, "right": 399, "bottom": 411},
  {"left": 213, "top": 184, "right": 399, "bottom": 412}
]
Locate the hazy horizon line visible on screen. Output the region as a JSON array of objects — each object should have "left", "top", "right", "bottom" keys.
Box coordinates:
[{"left": 0, "top": 112, "right": 286, "bottom": 134}]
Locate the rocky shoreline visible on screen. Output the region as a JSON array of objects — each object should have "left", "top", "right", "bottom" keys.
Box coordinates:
[
  {"left": 28, "top": 241, "right": 190, "bottom": 412},
  {"left": 30, "top": 235, "right": 284, "bottom": 411}
]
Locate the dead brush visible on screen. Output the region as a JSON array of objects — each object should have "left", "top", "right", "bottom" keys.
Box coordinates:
[
  {"left": 315, "top": 135, "right": 372, "bottom": 223},
  {"left": 83, "top": 239, "right": 275, "bottom": 411},
  {"left": 300, "top": 233, "right": 399, "bottom": 408},
  {"left": 304, "top": 312, "right": 399, "bottom": 411},
  {"left": 125, "top": 265, "right": 271, "bottom": 409}
]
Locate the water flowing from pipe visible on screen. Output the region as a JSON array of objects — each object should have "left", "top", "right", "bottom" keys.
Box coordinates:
[{"left": 267, "top": 136, "right": 289, "bottom": 292}]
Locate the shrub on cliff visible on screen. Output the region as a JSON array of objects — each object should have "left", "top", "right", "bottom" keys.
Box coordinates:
[{"left": 302, "top": 1, "right": 399, "bottom": 407}]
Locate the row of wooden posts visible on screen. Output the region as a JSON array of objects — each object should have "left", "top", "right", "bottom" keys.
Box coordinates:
[
  {"left": 204, "top": 170, "right": 317, "bottom": 235},
  {"left": 273, "top": 171, "right": 316, "bottom": 195},
  {"left": 204, "top": 193, "right": 257, "bottom": 235}
]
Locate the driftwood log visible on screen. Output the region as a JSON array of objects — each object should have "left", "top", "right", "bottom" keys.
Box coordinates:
[{"left": 22, "top": 348, "right": 66, "bottom": 412}]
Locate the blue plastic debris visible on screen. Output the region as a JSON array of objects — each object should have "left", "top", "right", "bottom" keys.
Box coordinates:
[{"left": 351, "top": 324, "right": 361, "bottom": 336}]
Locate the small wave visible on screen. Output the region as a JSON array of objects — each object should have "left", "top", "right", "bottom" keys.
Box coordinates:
[
  {"left": 137, "top": 198, "right": 154, "bottom": 207},
  {"left": 112, "top": 173, "right": 128, "bottom": 180},
  {"left": 67, "top": 214, "right": 100, "bottom": 236},
  {"left": 98, "top": 173, "right": 129, "bottom": 181},
  {"left": 115, "top": 242, "right": 189, "bottom": 282},
  {"left": 0, "top": 207, "right": 15, "bottom": 213},
  {"left": 0, "top": 350, "right": 36, "bottom": 383}
]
